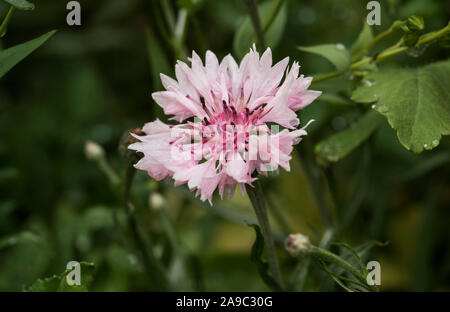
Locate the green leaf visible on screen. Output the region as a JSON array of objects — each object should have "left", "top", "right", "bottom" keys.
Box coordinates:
[
  {"left": 351, "top": 60, "right": 450, "bottom": 153},
  {"left": 25, "top": 262, "right": 95, "bottom": 292},
  {"left": 331, "top": 242, "right": 367, "bottom": 276},
  {"left": 319, "top": 261, "right": 354, "bottom": 292},
  {"left": 233, "top": 1, "right": 287, "bottom": 58},
  {"left": 298, "top": 44, "right": 351, "bottom": 71},
  {"left": 248, "top": 223, "right": 282, "bottom": 291},
  {"left": 315, "top": 110, "right": 384, "bottom": 162},
  {"left": 0, "top": 30, "right": 56, "bottom": 79},
  {"left": 350, "top": 22, "right": 373, "bottom": 61},
  {"left": 2, "top": 0, "right": 34, "bottom": 10}
]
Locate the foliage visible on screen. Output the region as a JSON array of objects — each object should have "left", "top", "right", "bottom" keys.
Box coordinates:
[
  {"left": 352, "top": 60, "right": 450, "bottom": 153},
  {"left": 1, "top": 0, "right": 449, "bottom": 292}
]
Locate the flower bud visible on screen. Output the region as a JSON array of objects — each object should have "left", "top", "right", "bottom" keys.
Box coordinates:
[
  {"left": 85, "top": 140, "right": 104, "bottom": 161},
  {"left": 149, "top": 192, "right": 165, "bottom": 210},
  {"left": 285, "top": 233, "right": 311, "bottom": 256},
  {"left": 406, "top": 16, "right": 424, "bottom": 32}
]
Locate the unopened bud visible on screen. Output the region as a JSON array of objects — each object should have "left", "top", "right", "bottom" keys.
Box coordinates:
[
  {"left": 406, "top": 16, "right": 424, "bottom": 32},
  {"left": 285, "top": 233, "right": 311, "bottom": 256},
  {"left": 149, "top": 192, "right": 165, "bottom": 210},
  {"left": 85, "top": 140, "right": 104, "bottom": 161}
]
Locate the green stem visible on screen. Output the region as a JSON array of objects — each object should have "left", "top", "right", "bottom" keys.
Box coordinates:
[
  {"left": 123, "top": 165, "right": 170, "bottom": 290},
  {"left": 323, "top": 167, "right": 341, "bottom": 217},
  {"left": 288, "top": 228, "right": 334, "bottom": 291},
  {"left": 265, "top": 194, "right": 292, "bottom": 235},
  {"left": 417, "top": 22, "right": 450, "bottom": 45},
  {"left": 365, "top": 20, "right": 403, "bottom": 52},
  {"left": 312, "top": 22, "right": 450, "bottom": 84},
  {"left": 246, "top": 181, "right": 284, "bottom": 289},
  {"left": 296, "top": 144, "right": 333, "bottom": 229},
  {"left": 0, "top": 6, "right": 16, "bottom": 38},
  {"left": 243, "top": 0, "right": 266, "bottom": 50},
  {"left": 97, "top": 157, "right": 120, "bottom": 186},
  {"left": 309, "top": 245, "right": 365, "bottom": 285},
  {"left": 173, "top": 8, "right": 188, "bottom": 60},
  {"left": 262, "top": 0, "right": 285, "bottom": 33},
  {"left": 160, "top": 0, "right": 176, "bottom": 34}
]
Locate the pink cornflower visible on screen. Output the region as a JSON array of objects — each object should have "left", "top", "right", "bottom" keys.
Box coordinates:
[{"left": 129, "top": 46, "right": 321, "bottom": 203}]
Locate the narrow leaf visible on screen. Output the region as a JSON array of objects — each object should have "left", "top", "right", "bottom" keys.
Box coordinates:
[
  {"left": 233, "top": 1, "right": 287, "bottom": 58},
  {"left": 0, "top": 30, "right": 56, "bottom": 78},
  {"left": 315, "top": 110, "right": 384, "bottom": 162},
  {"left": 350, "top": 22, "right": 373, "bottom": 61},
  {"left": 298, "top": 44, "right": 351, "bottom": 71}
]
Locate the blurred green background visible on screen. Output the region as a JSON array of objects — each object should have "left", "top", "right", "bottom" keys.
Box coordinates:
[{"left": 0, "top": 0, "right": 449, "bottom": 291}]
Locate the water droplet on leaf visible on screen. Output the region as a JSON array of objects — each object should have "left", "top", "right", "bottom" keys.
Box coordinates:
[{"left": 336, "top": 43, "right": 346, "bottom": 50}]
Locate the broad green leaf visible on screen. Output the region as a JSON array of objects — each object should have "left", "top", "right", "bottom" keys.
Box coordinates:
[
  {"left": 351, "top": 60, "right": 450, "bottom": 153},
  {"left": 315, "top": 110, "right": 384, "bottom": 162},
  {"left": 0, "top": 30, "right": 56, "bottom": 79},
  {"left": 298, "top": 44, "right": 351, "bottom": 71},
  {"left": 350, "top": 22, "right": 373, "bottom": 61},
  {"left": 233, "top": 1, "right": 287, "bottom": 58},
  {"left": 2, "top": 0, "right": 34, "bottom": 10},
  {"left": 248, "top": 223, "right": 282, "bottom": 291},
  {"left": 25, "top": 262, "right": 95, "bottom": 292}
]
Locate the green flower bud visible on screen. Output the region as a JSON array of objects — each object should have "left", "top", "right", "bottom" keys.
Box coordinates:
[{"left": 406, "top": 16, "right": 424, "bottom": 32}]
